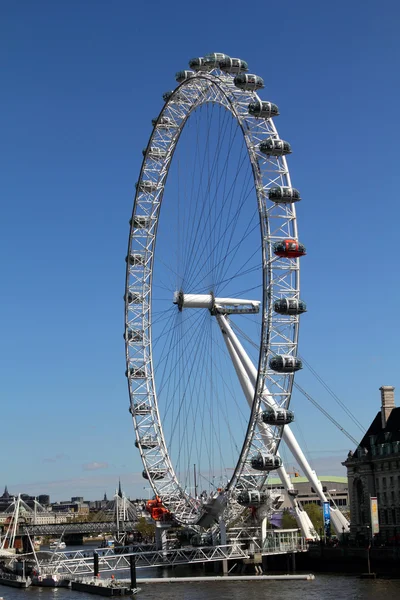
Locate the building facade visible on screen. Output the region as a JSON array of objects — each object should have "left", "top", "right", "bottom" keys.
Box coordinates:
[
  {"left": 267, "top": 476, "right": 349, "bottom": 511},
  {"left": 343, "top": 386, "right": 400, "bottom": 542}
]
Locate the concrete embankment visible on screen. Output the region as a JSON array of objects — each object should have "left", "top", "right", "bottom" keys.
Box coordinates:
[{"left": 296, "top": 545, "right": 400, "bottom": 576}]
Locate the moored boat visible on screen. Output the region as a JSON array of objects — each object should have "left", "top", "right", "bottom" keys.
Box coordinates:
[
  {"left": 0, "top": 571, "right": 31, "bottom": 588},
  {"left": 49, "top": 540, "right": 66, "bottom": 550}
]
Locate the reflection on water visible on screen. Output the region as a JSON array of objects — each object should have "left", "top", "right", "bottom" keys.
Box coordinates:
[{"left": 2, "top": 574, "right": 400, "bottom": 600}]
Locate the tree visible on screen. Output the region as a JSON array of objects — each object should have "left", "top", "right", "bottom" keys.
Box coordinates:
[
  {"left": 281, "top": 508, "right": 297, "bottom": 529},
  {"left": 135, "top": 517, "right": 155, "bottom": 541},
  {"left": 303, "top": 503, "right": 323, "bottom": 531}
]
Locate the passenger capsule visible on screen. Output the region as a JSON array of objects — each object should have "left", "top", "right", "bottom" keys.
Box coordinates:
[
  {"left": 136, "top": 180, "right": 158, "bottom": 193},
  {"left": 125, "top": 366, "right": 146, "bottom": 379},
  {"left": 135, "top": 436, "right": 158, "bottom": 449},
  {"left": 124, "top": 329, "right": 144, "bottom": 342},
  {"left": 268, "top": 187, "right": 301, "bottom": 204},
  {"left": 259, "top": 138, "right": 292, "bottom": 157},
  {"left": 288, "top": 489, "right": 299, "bottom": 497},
  {"left": 130, "top": 215, "right": 150, "bottom": 229},
  {"left": 189, "top": 57, "right": 213, "bottom": 72},
  {"left": 142, "top": 147, "right": 167, "bottom": 160},
  {"left": 203, "top": 52, "right": 230, "bottom": 68},
  {"left": 237, "top": 490, "right": 268, "bottom": 507},
  {"left": 273, "top": 239, "right": 306, "bottom": 258},
  {"left": 269, "top": 355, "right": 302, "bottom": 373},
  {"left": 163, "top": 91, "right": 174, "bottom": 102},
  {"left": 261, "top": 408, "right": 295, "bottom": 426},
  {"left": 234, "top": 74, "right": 264, "bottom": 91},
  {"left": 125, "top": 253, "right": 145, "bottom": 267},
  {"left": 219, "top": 57, "right": 248, "bottom": 74},
  {"left": 175, "top": 70, "right": 195, "bottom": 83},
  {"left": 274, "top": 298, "right": 307, "bottom": 315},
  {"left": 142, "top": 469, "right": 166, "bottom": 481},
  {"left": 129, "top": 402, "right": 150, "bottom": 415},
  {"left": 251, "top": 454, "right": 282, "bottom": 471},
  {"left": 163, "top": 90, "right": 188, "bottom": 104},
  {"left": 248, "top": 101, "right": 279, "bottom": 119},
  {"left": 124, "top": 292, "right": 143, "bottom": 304},
  {"left": 151, "top": 116, "right": 177, "bottom": 129}
]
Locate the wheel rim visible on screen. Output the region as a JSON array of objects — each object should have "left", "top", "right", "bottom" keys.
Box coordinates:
[{"left": 125, "top": 64, "right": 302, "bottom": 525}]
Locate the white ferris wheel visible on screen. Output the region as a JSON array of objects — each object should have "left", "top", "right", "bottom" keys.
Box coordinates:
[{"left": 124, "top": 53, "right": 348, "bottom": 537}]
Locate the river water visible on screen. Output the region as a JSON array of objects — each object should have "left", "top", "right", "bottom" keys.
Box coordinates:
[
  {"left": 3, "top": 543, "right": 400, "bottom": 600},
  {"left": 2, "top": 574, "right": 400, "bottom": 600}
]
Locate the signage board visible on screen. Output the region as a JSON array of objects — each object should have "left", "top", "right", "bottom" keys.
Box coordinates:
[
  {"left": 323, "top": 501, "right": 331, "bottom": 538},
  {"left": 370, "top": 496, "right": 379, "bottom": 535}
]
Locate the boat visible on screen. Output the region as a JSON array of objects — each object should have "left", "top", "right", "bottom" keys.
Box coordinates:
[
  {"left": 49, "top": 540, "right": 66, "bottom": 550},
  {"left": 100, "top": 539, "right": 115, "bottom": 548},
  {"left": 71, "top": 578, "right": 139, "bottom": 596},
  {"left": 0, "top": 571, "right": 31, "bottom": 588},
  {"left": 31, "top": 574, "right": 70, "bottom": 588}
]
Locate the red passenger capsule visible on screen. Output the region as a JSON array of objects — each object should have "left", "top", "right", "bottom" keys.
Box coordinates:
[{"left": 273, "top": 239, "right": 306, "bottom": 258}]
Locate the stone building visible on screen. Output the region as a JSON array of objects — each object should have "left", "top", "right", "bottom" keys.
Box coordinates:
[{"left": 343, "top": 386, "right": 400, "bottom": 542}]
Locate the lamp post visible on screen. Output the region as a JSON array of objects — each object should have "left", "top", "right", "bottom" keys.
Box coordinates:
[{"left": 366, "top": 525, "right": 371, "bottom": 574}]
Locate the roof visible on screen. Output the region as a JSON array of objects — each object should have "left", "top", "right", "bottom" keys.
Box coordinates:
[
  {"left": 268, "top": 476, "right": 347, "bottom": 485},
  {"left": 355, "top": 406, "right": 400, "bottom": 452}
]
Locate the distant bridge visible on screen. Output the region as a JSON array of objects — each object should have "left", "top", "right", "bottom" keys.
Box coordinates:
[{"left": 22, "top": 521, "right": 138, "bottom": 536}]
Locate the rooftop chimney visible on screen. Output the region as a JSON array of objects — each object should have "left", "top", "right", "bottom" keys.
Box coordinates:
[{"left": 380, "top": 386, "right": 395, "bottom": 428}]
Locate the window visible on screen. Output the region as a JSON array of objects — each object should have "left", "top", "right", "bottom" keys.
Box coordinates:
[{"left": 383, "top": 477, "right": 387, "bottom": 488}]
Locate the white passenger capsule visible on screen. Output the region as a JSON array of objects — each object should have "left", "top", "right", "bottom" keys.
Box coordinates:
[
  {"left": 234, "top": 74, "right": 264, "bottom": 91},
  {"left": 219, "top": 57, "right": 248, "bottom": 74},
  {"left": 129, "top": 402, "right": 151, "bottom": 415},
  {"left": 251, "top": 454, "right": 282, "bottom": 471},
  {"left": 130, "top": 215, "right": 150, "bottom": 229},
  {"left": 125, "top": 366, "right": 146, "bottom": 379},
  {"left": 259, "top": 138, "right": 292, "bottom": 157},
  {"left": 135, "top": 180, "right": 158, "bottom": 193},
  {"left": 175, "top": 70, "right": 195, "bottom": 83},
  {"left": 189, "top": 57, "right": 213, "bottom": 72},
  {"left": 269, "top": 355, "right": 302, "bottom": 373},
  {"left": 143, "top": 147, "right": 167, "bottom": 160},
  {"left": 142, "top": 469, "right": 166, "bottom": 480},
  {"left": 124, "top": 292, "right": 143, "bottom": 304},
  {"left": 268, "top": 187, "right": 301, "bottom": 203},
  {"left": 203, "top": 52, "right": 230, "bottom": 68},
  {"left": 152, "top": 115, "right": 177, "bottom": 129},
  {"left": 125, "top": 253, "right": 145, "bottom": 267},
  {"left": 261, "top": 408, "right": 295, "bottom": 425},
  {"left": 248, "top": 100, "right": 279, "bottom": 118}
]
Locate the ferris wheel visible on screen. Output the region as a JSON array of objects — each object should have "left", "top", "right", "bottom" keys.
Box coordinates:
[{"left": 124, "top": 53, "right": 307, "bottom": 527}]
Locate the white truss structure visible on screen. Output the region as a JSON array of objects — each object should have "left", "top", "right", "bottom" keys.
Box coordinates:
[
  {"left": 125, "top": 57, "right": 303, "bottom": 526},
  {"left": 38, "top": 545, "right": 249, "bottom": 576},
  {"left": 0, "top": 494, "right": 48, "bottom": 552}
]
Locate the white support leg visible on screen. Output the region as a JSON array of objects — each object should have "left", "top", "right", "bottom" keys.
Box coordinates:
[
  {"left": 217, "top": 314, "right": 349, "bottom": 536},
  {"left": 261, "top": 516, "right": 267, "bottom": 546},
  {"left": 219, "top": 320, "right": 318, "bottom": 540}
]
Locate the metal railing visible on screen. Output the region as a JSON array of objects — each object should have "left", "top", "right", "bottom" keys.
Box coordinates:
[
  {"left": 39, "top": 544, "right": 249, "bottom": 576},
  {"left": 22, "top": 521, "right": 138, "bottom": 535}
]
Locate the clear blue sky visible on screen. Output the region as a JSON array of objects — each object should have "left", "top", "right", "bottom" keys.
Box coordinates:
[{"left": 1, "top": 0, "right": 399, "bottom": 501}]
